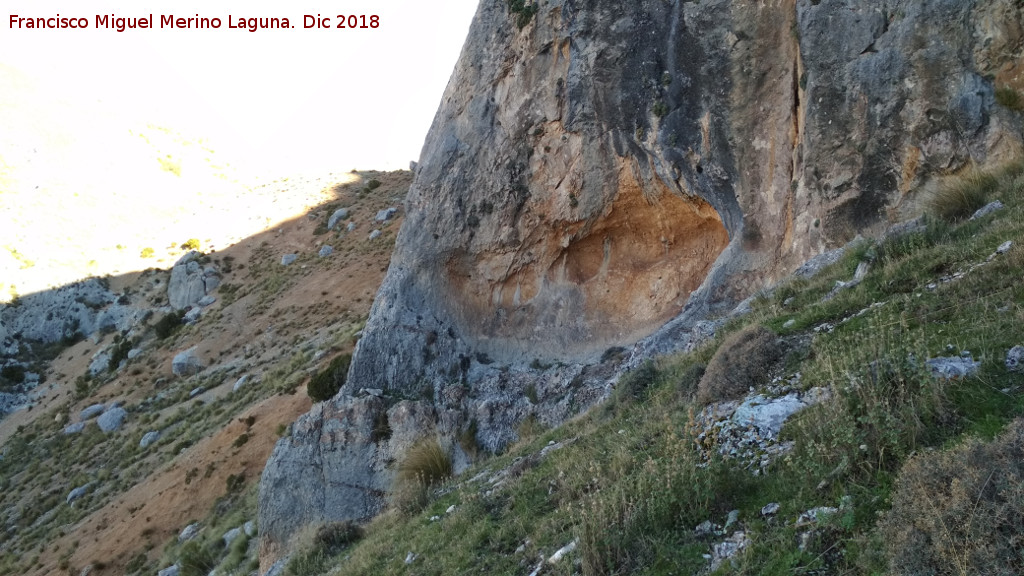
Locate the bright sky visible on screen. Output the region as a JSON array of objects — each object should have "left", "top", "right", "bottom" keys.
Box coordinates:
[
  {"left": 1, "top": 0, "right": 479, "bottom": 173},
  {"left": 0, "top": 0, "right": 479, "bottom": 298}
]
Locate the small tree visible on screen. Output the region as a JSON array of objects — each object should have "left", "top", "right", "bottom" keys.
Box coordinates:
[{"left": 307, "top": 354, "right": 351, "bottom": 402}]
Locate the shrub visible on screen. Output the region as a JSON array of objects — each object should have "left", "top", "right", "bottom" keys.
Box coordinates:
[
  {"left": 140, "top": 247, "right": 155, "bottom": 258},
  {"left": 995, "top": 85, "right": 1023, "bottom": 112},
  {"left": 675, "top": 362, "right": 706, "bottom": 400},
  {"left": 365, "top": 179, "right": 382, "bottom": 191},
  {"left": 926, "top": 170, "right": 999, "bottom": 222},
  {"left": 507, "top": 0, "right": 538, "bottom": 29},
  {"left": 153, "top": 310, "right": 186, "bottom": 339},
  {"left": 609, "top": 360, "right": 658, "bottom": 411},
  {"left": 307, "top": 354, "right": 351, "bottom": 402},
  {"left": 180, "top": 238, "right": 201, "bottom": 251},
  {"left": 696, "top": 325, "right": 783, "bottom": 406},
  {"left": 0, "top": 365, "right": 26, "bottom": 385},
  {"left": 107, "top": 336, "right": 133, "bottom": 372},
  {"left": 287, "top": 522, "right": 363, "bottom": 576},
  {"left": 178, "top": 541, "right": 217, "bottom": 576},
  {"left": 391, "top": 438, "right": 452, "bottom": 514},
  {"left": 880, "top": 419, "right": 1024, "bottom": 575}
]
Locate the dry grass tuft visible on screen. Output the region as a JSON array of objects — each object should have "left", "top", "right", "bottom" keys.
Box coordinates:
[
  {"left": 927, "top": 170, "right": 999, "bottom": 222},
  {"left": 696, "top": 325, "right": 783, "bottom": 406},
  {"left": 390, "top": 438, "right": 452, "bottom": 514},
  {"left": 880, "top": 419, "right": 1024, "bottom": 576}
]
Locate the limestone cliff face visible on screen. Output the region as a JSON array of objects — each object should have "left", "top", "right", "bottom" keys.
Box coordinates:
[{"left": 260, "top": 0, "right": 1023, "bottom": 555}]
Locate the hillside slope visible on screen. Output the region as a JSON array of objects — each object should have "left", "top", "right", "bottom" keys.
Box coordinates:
[
  {"left": 259, "top": 0, "right": 1024, "bottom": 552},
  {"left": 0, "top": 170, "right": 410, "bottom": 576},
  {"left": 269, "top": 162, "right": 1024, "bottom": 575}
]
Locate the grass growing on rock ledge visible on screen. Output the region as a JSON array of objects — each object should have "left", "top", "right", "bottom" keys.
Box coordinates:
[{"left": 294, "top": 162, "right": 1024, "bottom": 575}]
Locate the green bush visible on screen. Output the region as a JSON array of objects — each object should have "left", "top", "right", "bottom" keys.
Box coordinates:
[
  {"left": 926, "top": 170, "right": 999, "bottom": 222},
  {"left": 0, "top": 365, "right": 26, "bottom": 385},
  {"left": 307, "top": 354, "right": 351, "bottom": 402},
  {"left": 880, "top": 419, "right": 1024, "bottom": 575},
  {"left": 180, "top": 238, "right": 201, "bottom": 251},
  {"left": 507, "top": 0, "right": 538, "bottom": 29},
  {"left": 140, "top": 247, "right": 155, "bottom": 258},
  {"left": 178, "top": 541, "right": 217, "bottom": 576},
  {"left": 153, "top": 310, "right": 186, "bottom": 339},
  {"left": 995, "top": 85, "right": 1023, "bottom": 112},
  {"left": 696, "top": 325, "right": 783, "bottom": 406}
]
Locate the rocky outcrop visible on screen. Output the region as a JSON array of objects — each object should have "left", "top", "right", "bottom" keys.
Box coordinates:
[
  {"left": 167, "top": 251, "right": 221, "bottom": 310},
  {"left": 260, "top": 0, "right": 1024, "bottom": 555}
]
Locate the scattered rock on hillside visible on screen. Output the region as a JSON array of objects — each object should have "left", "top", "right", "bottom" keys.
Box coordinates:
[
  {"left": 281, "top": 254, "right": 298, "bottom": 266},
  {"left": 244, "top": 520, "right": 256, "bottom": 537},
  {"left": 318, "top": 245, "right": 334, "bottom": 258},
  {"left": 971, "top": 201, "right": 1005, "bottom": 220},
  {"left": 926, "top": 354, "right": 981, "bottom": 379},
  {"left": 88, "top": 350, "right": 111, "bottom": 376},
  {"left": 997, "top": 241, "right": 1013, "bottom": 254},
  {"left": 233, "top": 375, "right": 249, "bottom": 392},
  {"left": 157, "top": 564, "right": 180, "bottom": 576},
  {"left": 761, "top": 503, "right": 780, "bottom": 517},
  {"left": 197, "top": 295, "right": 216, "bottom": 307},
  {"left": 693, "top": 377, "right": 829, "bottom": 472},
  {"left": 346, "top": 221, "right": 356, "bottom": 232},
  {"left": 62, "top": 422, "right": 85, "bottom": 435},
  {"left": 97, "top": 407, "right": 126, "bottom": 433},
  {"left": 368, "top": 229, "right": 382, "bottom": 240},
  {"left": 708, "top": 531, "right": 751, "bottom": 572},
  {"left": 140, "top": 430, "right": 160, "bottom": 448},
  {"left": 172, "top": 347, "right": 204, "bottom": 376},
  {"left": 1007, "top": 346, "right": 1024, "bottom": 373},
  {"left": 169, "top": 252, "right": 217, "bottom": 310},
  {"left": 328, "top": 208, "right": 349, "bottom": 230},
  {"left": 183, "top": 307, "right": 202, "bottom": 325},
  {"left": 375, "top": 207, "right": 397, "bottom": 222},
  {"left": 66, "top": 483, "right": 92, "bottom": 504},
  {"left": 80, "top": 403, "right": 105, "bottom": 420},
  {"left": 881, "top": 217, "right": 927, "bottom": 243},
  {"left": 189, "top": 386, "right": 205, "bottom": 399},
  {"left": 222, "top": 527, "right": 242, "bottom": 547},
  {"left": 178, "top": 523, "right": 200, "bottom": 542}
]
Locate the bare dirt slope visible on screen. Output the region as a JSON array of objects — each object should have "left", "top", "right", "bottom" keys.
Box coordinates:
[{"left": 0, "top": 170, "right": 409, "bottom": 576}]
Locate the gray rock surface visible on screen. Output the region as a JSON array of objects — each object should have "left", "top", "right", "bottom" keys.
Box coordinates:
[
  {"left": 926, "top": 355, "right": 981, "bottom": 379},
  {"left": 374, "top": 207, "right": 398, "bottom": 222},
  {"left": 66, "top": 483, "right": 92, "bottom": 504},
  {"left": 328, "top": 208, "right": 350, "bottom": 230},
  {"left": 318, "top": 245, "right": 334, "bottom": 258},
  {"left": 80, "top": 404, "right": 105, "bottom": 420},
  {"left": 63, "top": 422, "right": 86, "bottom": 435},
  {"left": 178, "top": 523, "right": 200, "bottom": 542},
  {"left": 367, "top": 229, "right": 382, "bottom": 240},
  {"left": 0, "top": 277, "right": 139, "bottom": 344},
  {"left": 97, "top": 407, "right": 127, "bottom": 432},
  {"left": 280, "top": 254, "right": 298, "bottom": 266},
  {"left": 157, "top": 564, "right": 180, "bottom": 576},
  {"left": 233, "top": 375, "right": 249, "bottom": 392},
  {"left": 222, "top": 527, "right": 242, "bottom": 547},
  {"left": 88, "top": 350, "right": 111, "bottom": 376},
  {"left": 1006, "top": 346, "right": 1024, "bottom": 373},
  {"left": 244, "top": 520, "right": 257, "bottom": 537},
  {"left": 168, "top": 252, "right": 219, "bottom": 310},
  {"left": 971, "top": 200, "right": 1005, "bottom": 220},
  {"left": 197, "top": 295, "right": 216, "bottom": 307},
  {"left": 140, "top": 430, "right": 161, "bottom": 448},
  {"left": 346, "top": 222, "right": 356, "bottom": 232},
  {"left": 259, "top": 0, "right": 1024, "bottom": 556},
  {"left": 182, "top": 307, "right": 202, "bottom": 325},
  {"left": 172, "top": 347, "right": 204, "bottom": 377}
]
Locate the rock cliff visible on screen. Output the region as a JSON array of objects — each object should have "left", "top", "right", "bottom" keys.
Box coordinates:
[{"left": 259, "top": 0, "right": 1024, "bottom": 555}]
